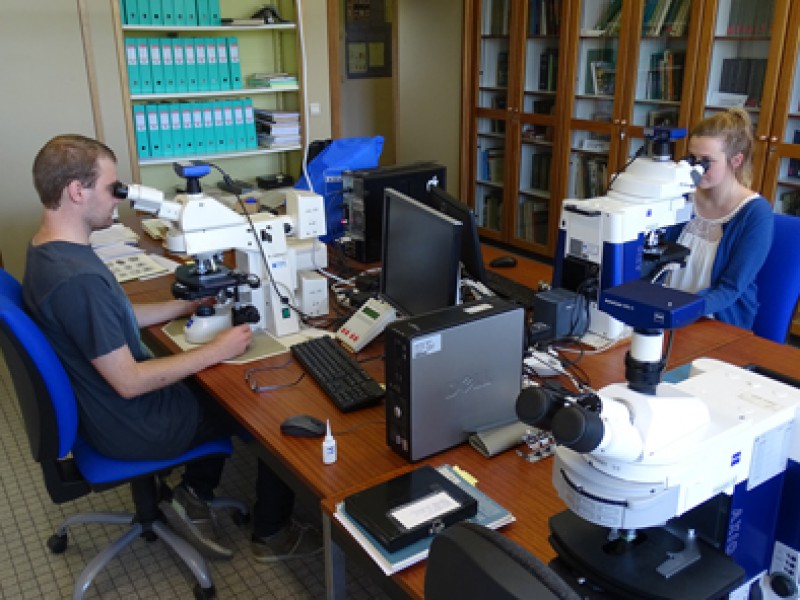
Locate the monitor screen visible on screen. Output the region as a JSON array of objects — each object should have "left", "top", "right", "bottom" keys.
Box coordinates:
[
  {"left": 380, "top": 188, "right": 463, "bottom": 316},
  {"left": 423, "top": 185, "right": 487, "bottom": 284}
]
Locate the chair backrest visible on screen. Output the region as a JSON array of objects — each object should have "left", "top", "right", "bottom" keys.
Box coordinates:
[
  {"left": 753, "top": 214, "right": 800, "bottom": 343},
  {"left": 424, "top": 522, "right": 581, "bottom": 600},
  {"left": 0, "top": 267, "right": 23, "bottom": 306},
  {"left": 0, "top": 295, "right": 88, "bottom": 502}
]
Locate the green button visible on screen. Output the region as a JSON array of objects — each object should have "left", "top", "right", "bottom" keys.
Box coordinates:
[{"left": 282, "top": 307, "right": 291, "bottom": 319}]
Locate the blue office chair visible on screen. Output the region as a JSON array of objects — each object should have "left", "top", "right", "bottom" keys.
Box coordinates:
[
  {"left": 0, "top": 266, "right": 22, "bottom": 306},
  {"left": 0, "top": 292, "right": 246, "bottom": 599},
  {"left": 753, "top": 214, "right": 800, "bottom": 343}
]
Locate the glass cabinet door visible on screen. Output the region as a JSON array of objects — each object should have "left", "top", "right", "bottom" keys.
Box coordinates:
[
  {"left": 625, "top": 0, "right": 699, "bottom": 161},
  {"left": 566, "top": 1, "right": 625, "bottom": 199},
  {"left": 764, "top": 1, "right": 800, "bottom": 214},
  {"left": 515, "top": 0, "right": 565, "bottom": 248},
  {"left": 474, "top": 0, "right": 512, "bottom": 235},
  {"left": 690, "top": 0, "right": 786, "bottom": 192}
]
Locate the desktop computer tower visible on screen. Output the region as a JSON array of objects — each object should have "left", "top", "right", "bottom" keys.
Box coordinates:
[
  {"left": 384, "top": 297, "right": 525, "bottom": 462},
  {"left": 342, "top": 161, "right": 446, "bottom": 263}
]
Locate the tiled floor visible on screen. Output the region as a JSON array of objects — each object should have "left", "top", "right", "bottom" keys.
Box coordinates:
[{"left": 0, "top": 360, "right": 390, "bottom": 599}]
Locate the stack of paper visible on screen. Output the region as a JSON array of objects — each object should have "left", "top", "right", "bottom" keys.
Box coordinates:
[
  {"left": 254, "top": 109, "right": 301, "bottom": 148},
  {"left": 89, "top": 223, "right": 139, "bottom": 248}
]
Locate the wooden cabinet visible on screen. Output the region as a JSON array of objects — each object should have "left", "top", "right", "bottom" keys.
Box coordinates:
[
  {"left": 462, "top": 0, "right": 572, "bottom": 256},
  {"left": 461, "top": 0, "right": 800, "bottom": 263},
  {"left": 110, "top": 0, "right": 303, "bottom": 192}
]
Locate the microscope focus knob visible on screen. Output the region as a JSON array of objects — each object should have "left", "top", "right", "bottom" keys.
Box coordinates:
[{"left": 551, "top": 405, "right": 604, "bottom": 453}]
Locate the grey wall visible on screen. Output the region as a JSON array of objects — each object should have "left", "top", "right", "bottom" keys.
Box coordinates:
[{"left": 0, "top": 0, "right": 332, "bottom": 279}]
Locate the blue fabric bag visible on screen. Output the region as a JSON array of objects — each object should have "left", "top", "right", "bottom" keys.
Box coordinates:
[{"left": 295, "top": 136, "right": 384, "bottom": 242}]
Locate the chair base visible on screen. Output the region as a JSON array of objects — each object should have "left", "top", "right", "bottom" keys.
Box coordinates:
[{"left": 49, "top": 510, "right": 216, "bottom": 600}]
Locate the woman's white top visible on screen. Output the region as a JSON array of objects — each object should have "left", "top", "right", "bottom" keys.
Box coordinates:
[{"left": 667, "top": 193, "right": 758, "bottom": 293}]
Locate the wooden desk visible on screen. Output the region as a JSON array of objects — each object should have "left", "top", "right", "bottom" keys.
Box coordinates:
[
  {"left": 318, "top": 319, "right": 756, "bottom": 599},
  {"left": 120, "top": 226, "right": 758, "bottom": 600}
]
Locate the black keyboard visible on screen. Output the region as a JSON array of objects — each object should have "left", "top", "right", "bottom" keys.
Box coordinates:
[
  {"left": 484, "top": 270, "right": 540, "bottom": 310},
  {"left": 291, "top": 335, "right": 385, "bottom": 412}
]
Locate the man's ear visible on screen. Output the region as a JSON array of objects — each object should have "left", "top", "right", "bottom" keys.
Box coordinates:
[{"left": 65, "top": 179, "right": 85, "bottom": 204}]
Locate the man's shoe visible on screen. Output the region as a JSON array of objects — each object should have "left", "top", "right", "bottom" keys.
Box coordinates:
[
  {"left": 160, "top": 485, "right": 233, "bottom": 560},
  {"left": 251, "top": 521, "right": 323, "bottom": 563}
]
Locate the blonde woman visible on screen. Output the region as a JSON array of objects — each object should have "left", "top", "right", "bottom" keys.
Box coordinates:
[{"left": 668, "top": 107, "right": 773, "bottom": 328}]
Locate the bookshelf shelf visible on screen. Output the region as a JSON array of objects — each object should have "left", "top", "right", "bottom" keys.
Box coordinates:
[{"left": 112, "top": 0, "right": 303, "bottom": 192}]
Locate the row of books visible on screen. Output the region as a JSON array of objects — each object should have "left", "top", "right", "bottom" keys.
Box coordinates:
[
  {"left": 518, "top": 199, "right": 548, "bottom": 244},
  {"left": 479, "top": 147, "right": 505, "bottom": 183},
  {"left": 487, "top": 0, "right": 509, "bottom": 35},
  {"left": 591, "top": 0, "right": 690, "bottom": 37},
  {"left": 584, "top": 48, "right": 614, "bottom": 95},
  {"left": 778, "top": 189, "right": 800, "bottom": 216},
  {"left": 788, "top": 131, "right": 800, "bottom": 178},
  {"left": 719, "top": 57, "right": 767, "bottom": 108},
  {"left": 253, "top": 109, "right": 301, "bottom": 148},
  {"left": 480, "top": 192, "right": 504, "bottom": 231},
  {"left": 573, "top": 155, "right": 608, "bottom": 199},
  {"left": 528, "top": 0, "right": 561, "bottom": 36},
  {"left": 245, "top": 72, "right": 298, "bottom": 89},
  {"left": 529, "top": 152, "right": 552, "bottom": 191},
  {"left": 646, "top": 49, "right": 685, "bottom": 101},
  {"left": 120, "top": 0, "right": 222, "bottom": 27},
  {"left": 133, "top": 99, "right": 258, "bottom": 159},
  {"left": 538, "top": 47, "right": 558, "bottom": 92},
  {"left": 125, "top": 37, "right": 243, "bottom": 95},
  {"left": 726, "top": 0, "right": 775, "bottom": 36}
]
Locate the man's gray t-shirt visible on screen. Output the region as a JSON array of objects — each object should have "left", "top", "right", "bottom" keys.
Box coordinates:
[{"left": 23, "top": 241, "right": 200, "bottom": 460}]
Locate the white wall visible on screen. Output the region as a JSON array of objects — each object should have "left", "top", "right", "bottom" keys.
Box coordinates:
[
  {"left": 395, "top": 0, "right": 463, "bottom": 189},
  {"left": 0, "top": 0, "right": 332, "bottom": 279},
  {"left": 0, "top": 2, "right": 98, "bottom": 279}
]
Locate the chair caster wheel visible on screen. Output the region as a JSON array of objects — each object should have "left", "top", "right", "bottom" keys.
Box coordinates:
[
  {"left": 47, "top": 533, "right": 68, "bottom": 554},
  {"left": 193, "top": 584, "right": 216, "bottom": 599}
]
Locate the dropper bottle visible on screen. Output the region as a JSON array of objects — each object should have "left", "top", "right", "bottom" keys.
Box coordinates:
[{"left": 322, "top": 419, "right": 337, "bottom": 464}]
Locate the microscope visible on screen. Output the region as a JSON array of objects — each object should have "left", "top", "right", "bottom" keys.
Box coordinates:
[
  {"left": 115, "top": 162, "right": 328, "bottom": 342},
  {"left": 551, "top": 127, "right": 708, "bottom": 343},
  {"left": 517, "top": 279, "right": 800, "bottom": 599}
]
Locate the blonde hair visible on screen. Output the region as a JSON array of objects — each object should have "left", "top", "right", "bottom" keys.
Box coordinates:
[{"left": 690, "top": 107, "right": 754, "bottom": 187}]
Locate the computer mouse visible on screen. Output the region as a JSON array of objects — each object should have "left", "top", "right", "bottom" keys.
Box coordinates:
[
  {"left": 490, "top": 255, "right": 517, "bottom": 268},
  {"left": 280, "top": 414, "right": 326, "bottom": 438}
]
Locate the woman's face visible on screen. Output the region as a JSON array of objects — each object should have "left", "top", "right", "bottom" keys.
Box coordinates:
[{"left": 688, "top": 135, "right": 740, "bottom": 190}]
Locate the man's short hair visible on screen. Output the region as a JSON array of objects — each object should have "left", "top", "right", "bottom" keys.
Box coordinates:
[{"left": 32, "top": 135, "right": 117, "bottom": 210}]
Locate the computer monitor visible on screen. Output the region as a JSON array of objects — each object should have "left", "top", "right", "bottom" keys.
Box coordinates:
[
  {"left": 423, "top": 185, "right": 487, "bottom": 284},
  {"left": 380, "top": 188, "right": 463, "bottom": 316}
]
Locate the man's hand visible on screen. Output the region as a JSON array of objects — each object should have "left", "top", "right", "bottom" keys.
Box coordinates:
[{"left": 207, "top": 324, "right": 253, "bottom": 361}]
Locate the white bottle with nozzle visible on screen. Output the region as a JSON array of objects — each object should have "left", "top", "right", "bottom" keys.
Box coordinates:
[{"left": 322, "top": 419, "right": 337, "bottom": 464}]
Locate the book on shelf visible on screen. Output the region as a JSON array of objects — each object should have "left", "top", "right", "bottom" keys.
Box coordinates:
[
  {"left": 529, "top": 0, "right": 561, "bottom": 36},
  {"left": 779, "top": 189, "right": 800, "bottom": 216},
  {"left": 489, "top": 0, "right": 509, "bottom": 35},
  {"left": 538, "top": 47, "right": 558, "bottom": 92},
  {"left": 788, "top": 131, "right": 800, "bottom": 178},
  {"left": 584, "top": 48, "right": 614, "bottom": 94},
  {"left": 496, "top": 51, "right": 509, "bottom": 87},
  {"left": 590, "top": 60, "right": 616, "bottom": 96},
  {"left": 519, "top": 199, "right": 548, "bottom": 244},
  {"left": 334, "top": 464, "right": 515, "bottom": 576},
  {"left": 665, "top": 0, "right": 691, "bottom": 36},
  {"left": 482, "top": 192, "right": 504, "bottom": 230},
  {"left": 594, "top": 0, "right": 622, "bottom": 33},
  {"left": 487, "top": 148, "right": 505, "bottom": 183}
]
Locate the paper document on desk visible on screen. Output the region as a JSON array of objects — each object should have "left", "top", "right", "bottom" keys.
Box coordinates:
[
  {"left": 334, "top": 464, "right": 514, "bottom": 575},
  {"left": 90, "top": 223, "right": 139, "bottom": 247}
]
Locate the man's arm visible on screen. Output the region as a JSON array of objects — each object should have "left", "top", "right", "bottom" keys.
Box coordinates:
[
  {"left": 133, "top": 298, "right": 207, "bottom": 328},
  {"left": 91, "top": 323, "right": 252, "bottom": 398}
]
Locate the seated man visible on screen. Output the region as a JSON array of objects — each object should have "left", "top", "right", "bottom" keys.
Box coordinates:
[{"left": 23, "top": 134, "right": 319, "bottom": 562}]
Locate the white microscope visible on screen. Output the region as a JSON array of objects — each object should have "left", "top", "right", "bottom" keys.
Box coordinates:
[{"left": 114, "top": 162, "right": 328, "bottom": 342}]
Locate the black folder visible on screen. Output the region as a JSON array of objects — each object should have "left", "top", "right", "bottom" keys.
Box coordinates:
[{"left": 344, "top": 465, "right": 478, "bottom": 552}]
